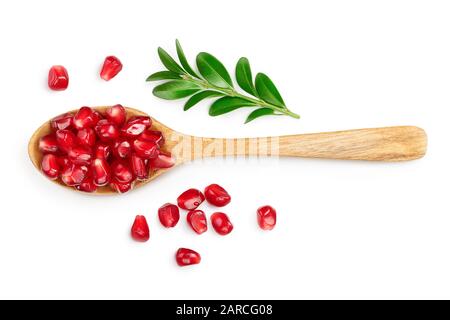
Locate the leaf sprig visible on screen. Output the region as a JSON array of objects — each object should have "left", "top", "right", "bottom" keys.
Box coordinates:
[{"left": 147, "top": 40, "right": 300, "bottom": 123}]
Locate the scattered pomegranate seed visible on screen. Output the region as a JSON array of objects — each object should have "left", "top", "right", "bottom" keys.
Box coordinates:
[
  {"left": 177, "top": 189, "right": 205, "bottom": 210},
  {"left": 91, "top": 158, "right": 111, "bottom": 186},
  {"left": 130, "top": 153, "right": 148, "bottom": 180},
  {"left": 39, "top": 134, "right": 59, "bottom": 154},
  {"left": 204, "top": 184, "right": 231, "bottom": 207},
  {"left": 41, "top": 154, "right": 61, "bottom": 180},
  {"left": 51, "top": 113, "right": 73, "bottom": 131},
  {"left": 187, "top": 210, "right": 208, "bottom": 234},
  {"left": 76, "top": 128, "right": 96, "bottom": 147},
  {"left": 110, "top": 179, "right": 133, "bottom": 193},
  {"left": 133, "top": 138, "right": 158, "bottom": 159},
  {"left": 111, "top": 161, "right": 134, "bottom": 183},
  {"left": 113, "top": 138, "right": 132, "bottom": 159},
  {"left": 48, "top": 65, "right": 69, "bottom": 91},
  {"left": 95, "top": 119, "right": 119, "bottom": 141},
  {"left": 131, "top": 215, "right": 149, "bottom": 242},
  {"left": 211, "top": 212, "right": 233, "bottom": 235},
  {"left": 176, "top": 248, "right": 201, "bottom": 267},
  {"left": 100, "top": 56, "right": 123, "bottom": 81},
  {"left": 121, "top": 116, "right": 152, "bottom": 137},
  {"left": 94, "top": 143, "right": 112, "bottom": 160},
  {"left": 257, "top": 206, "right": 277, "bottom": 230},
  {"left": 73, "top": 107, "right": 100, "bottom": 130},
  {"left": 61, "top": 164, "right": 88, "bottom": 186},
  {"left": 158, "top": 203, "right": 180, "bottom": 228},
  {"left": 76, "top": 174, "right": 97, "bottom": 193},
  {"left": 105, "top": 104, "right": 126, "bottom": 126},
  {"left": 55, "top": 129, "right": 76, "bottom": 153},
  {"left": 140, "top": 130, "right": 164, "bottom": 146},
  {"left": 68, "top": 145, "right": 93, "bottom": 166},
  {"left": 149, "top": 151, "right": 175, "bottom": 169}
]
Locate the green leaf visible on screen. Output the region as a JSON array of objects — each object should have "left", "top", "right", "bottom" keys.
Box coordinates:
[
  {"left": 152, "top": 80, "right": 201, "bottom": 100},
  {"left": 158, "top": 47, "right": 185, "bottom": 74},
  {"left": 236, "top": 57, "right": 257, "bottom": 96},
  {"left": 209, "top": 97, "right": 257, "bottom": 116},
  {"left": 244, "top": 108, "right": 275, "bottom": 123},
  {"left": 184, "top": 90, "right": 223, "bottom": 111},
  {"left": 255, "top": 73, "right": 285, "bottom": 108},
  {"left": 176, "top": 39, "right": 200, "bottom": 79},
  {"left": 196, "top": 52, "right": 233, "bottom": 88},
  {"left": 146, "top": 71, "right": 181, "bottom": 81}
]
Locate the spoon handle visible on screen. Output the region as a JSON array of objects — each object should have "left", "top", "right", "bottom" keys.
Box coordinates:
[{"left": 194, "top": 126, "right": 427, "bottom": 161}]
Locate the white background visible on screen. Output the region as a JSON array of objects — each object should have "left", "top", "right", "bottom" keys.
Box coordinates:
[{"left": 0, "top": 0, "right": 449, "bottom": 299}]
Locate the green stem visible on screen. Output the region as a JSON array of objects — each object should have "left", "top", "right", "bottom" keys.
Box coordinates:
[{"left": 183, "top": 75, "right": 300, "bottom": 119}]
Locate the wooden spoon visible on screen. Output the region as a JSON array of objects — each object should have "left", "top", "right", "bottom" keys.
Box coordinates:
[{"left": 28, "top": 106, "right": 427, "bottom": 195}]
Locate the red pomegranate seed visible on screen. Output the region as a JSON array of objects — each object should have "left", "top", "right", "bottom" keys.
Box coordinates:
[
  {"left": 187, "top": 210, "right": 208, "bottom": 234},
  {"left": 76, "top": 174, "right": 97, "bottom": 193},
  {"left": 68, "top": 145, "right": 93, "bottom": 166},
  {"left": 177, "top": 189, "right": 205, "bottom": 210},
  {"left": 133, "top": 139, "right": 158, "bottom": 159},
  {"left": 61, "top": 164, "right": 88, "bottom": 186},
  {"left": 95, "top": 119, "right": 119, "bottom": 141},
  {"left": 111, "top": 161, "right": 134, "bottom": 183},
  {"left": 94, "top": 143, "right": 111, "bottom": 160},
  {"left": 139, "top": 130, "right": 164, "bottom": 146},
  {"left": 211, "top": 212, "right": 233, "bottom": 235},
  {"left": 110, "top": 179, "right": 133, "bottom": 193},
  {"left": 204, "top": 184, "right": 231, "bottom": 207},
  {"left": 51, "top": 113, "right": 73, "bottom": 131},
  {"left": 105, "top": 104, "right": 126, "bottom": 126},
  {"left": 91, "top": 158, "right": 111, "bottom": 186},
  {"left": 73, "top": 107, "right": 99, "bottom": 130},
  {"left": 100, "top": 56, "right": 122, "bottom": 81},
  {"left": 130, "top": 153, "right": 148, "bottom": 180},
  {"left": 149, "top": 151, "right": 175, "bottom": 169},
  {"left": 48, "top": 65, "right": 69, "bottom": 91},
  {"left": 39, "top": 134, "right": 59, "bottom": 154},
  {"left": 41, "top": 154, "right": 61, "bottom": 180},
  {"left": 131, "top": 215, "right": 149, "bottom": 242},
  {"left": 57, "top": 156, "right": 71, "bottom": 168},
  {"left": 55, "top": 129, "right": 76, "bottom": 153},
  {"left": 176, "top": 248, "right": 201, "bottom": 267},
  {"left": 76, "top": 128, "right": 96, "bottom": 147},
  {"left": 121, "top": 116, "right": 152, "bottom": 137},
  {"left": 158, "top": 203, "right": 180, "bottom": 228},
  {"left": 113, "top": 138, "right": 132, "bottom": 159},
  {"left": 257, "top": 206, "right": 277, "bottom": 230}
]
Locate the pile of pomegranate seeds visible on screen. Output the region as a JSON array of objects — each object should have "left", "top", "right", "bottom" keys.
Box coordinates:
[{"left": 39, "top": 105, "right": 175, "bottom": 193}]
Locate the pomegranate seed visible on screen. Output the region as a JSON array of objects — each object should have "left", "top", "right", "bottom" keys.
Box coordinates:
[
  {"left": 158, "top": 203, "right": 180, "bottom": 228},
  {"left": 211, "top": 212, "right": 233, "bottom": 235},
  {"left": 73, "top": 107, "right": 100, "bottom": 130},
  {"left": 48, "top": 65, "right": 69, "bottom": 91},
  {"left": 121, "top": 116, "right": 152, "bottom": 137},
  {"left": 176, "top": 248, "right": 201, "bottom": 267},
  {"left": 68, "top": 145, "right": 93, "bottom": 166},
  {"left": 57, "top": 156, "right": 71, "bottom": 168},
  {"left": 91, "top": 158, "right": 111, "bottom": 186},
  {"left": 76, "top": 174, "right": 97, "bottom": 193},
  {"left": 41, "top": 154, "right": 61, "bottom": 180},
  {"left": 186, "top": 210, "right": 208, "bottom": 234},
  {"left": 133, "top": 139, "right": 158, "bottom": 159},
  {"left": 105, "top": 104, "right": 126, "bottom": 126},
  {"left": 76, "top": 128, "right": 96, "bottom": 147},
  {"left": 113, "top": 138, "right": 132, "bottom": 159},
  {"left": 204, "top": 184, "right": 231, "bottom": 207},
  {"left": 149, "top": 151, "right": 175, "bottom": 169},
  {"left": 61, "top": 164, "right": 88, "bottom": 186},
  {"left": 39, "top": 134, "right": 59, "bottom": 154},
  {"left": 100, "top": 56, "right": 123, "bottom": 81},
  {"left": 51, "top": 113, "right": 73, "bottom": 131},
  {"left": 139, "top": 130, "right": 164, "bottom": 146},
  {"left": 95, "top": 119, "right": 119, "bottom": 141},
  {"left": 177, "top": 189, "right": 205, "bottom": 210},
  {"left": 94, "top": 143, "right": 111, "bottom": 160},
  {"left": 111, "top": 161, "right": 134, "bottom": 183},
  {"left": 130, "top": 154, "right": 148, "bottom": 180},
  {"left": 110, "top": 179, "right": 133, "bottom": 193},
  {"left": 55, "top": 129, "right": 76, "bottom": 153},
  {"left": 131, "top": 215, "right": 149, "bottom": 242},
  {"left": 257, "top": 206, "right": 277, "bottom": 230}
]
